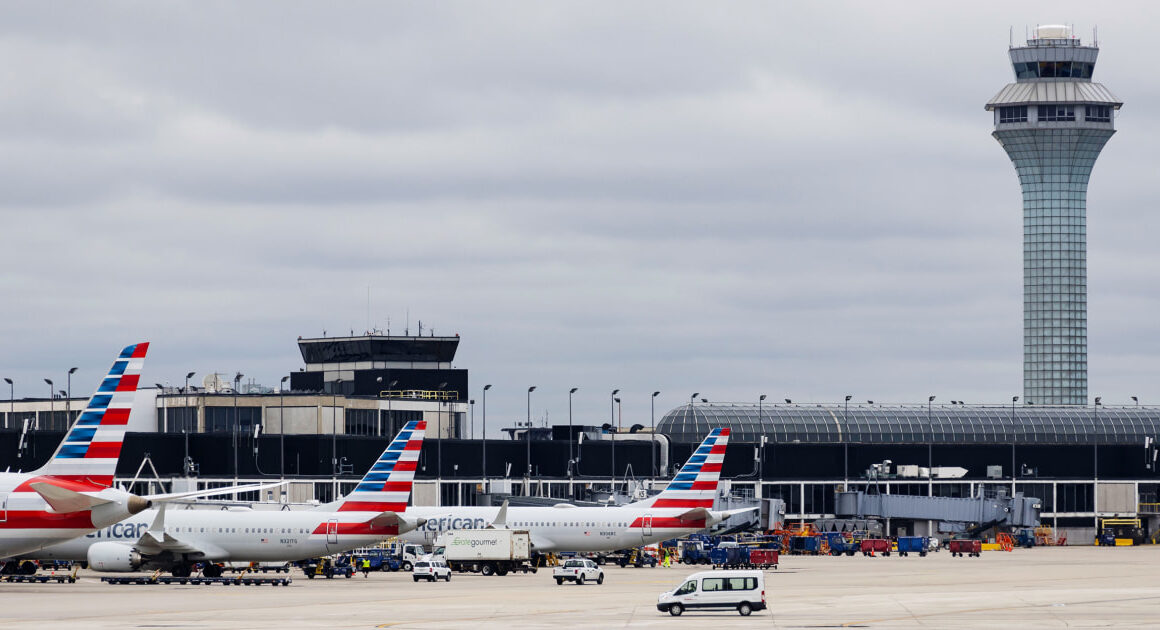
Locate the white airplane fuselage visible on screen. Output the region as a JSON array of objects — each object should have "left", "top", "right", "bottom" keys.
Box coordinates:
[
  {"left": 400, "top": 505, "right": 711, "bottom": 552},
  {"left": 29, "top": 508, "right": 393, "bottom": 566}
]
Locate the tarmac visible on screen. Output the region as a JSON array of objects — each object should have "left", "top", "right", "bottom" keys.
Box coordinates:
[{"left": 2, "top": 546, "right": 1159, "bottom": 629}]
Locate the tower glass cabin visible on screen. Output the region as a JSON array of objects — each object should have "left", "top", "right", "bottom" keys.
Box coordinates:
[{"left": 986, "top": 25, "right": 1122, "bottom": 406}]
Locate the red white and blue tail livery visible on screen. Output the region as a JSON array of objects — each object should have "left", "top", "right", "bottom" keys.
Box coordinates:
[
  {"left": 398, "top": 428, "right": 757, "bottom": 553},
  {"left": 336, "top": 420, "right": 425, "bottom": 513}
]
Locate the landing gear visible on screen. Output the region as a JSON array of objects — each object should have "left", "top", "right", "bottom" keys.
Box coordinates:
[
  {"left": 202, "top": 563, "right": 223, "bottom": 578},
  {"left": 171, "top": 565, "right": 193, "bottom": 578}
]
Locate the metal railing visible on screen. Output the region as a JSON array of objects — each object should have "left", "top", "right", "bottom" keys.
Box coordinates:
[{"left": 379, "top": 389, "right": 458, "bottom": 401}]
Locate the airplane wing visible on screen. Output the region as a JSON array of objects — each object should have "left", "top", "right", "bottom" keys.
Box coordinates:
[
  {"left": 676, "top": 507, "right": 712, "bottom": 523},
  {"left": 31, "top": 482, "right": 114, "bottom": 513},
  {"left": 675, "top": 506, "right": 760, "bottom": 524}
]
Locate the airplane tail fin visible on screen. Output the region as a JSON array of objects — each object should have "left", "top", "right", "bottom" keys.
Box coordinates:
[
  {"left": 631, "top": 427, "right": 730, "bottom": 510},
  {"left": 32, "top": 342, "right": 149, "bottom": 487},
  {"left": 335, "top": 420, "right": 426, "bottom": 512}
]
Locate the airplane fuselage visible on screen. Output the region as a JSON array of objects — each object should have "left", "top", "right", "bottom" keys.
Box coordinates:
[
  {"left": 0, "top": 473, "right": 126, "bottom": 559},
  {"left": 29, "top": 508, "right": 397, "bottom": 567},
  {"left": 400, "top": 505, "right": 708, "bottom": 552}
]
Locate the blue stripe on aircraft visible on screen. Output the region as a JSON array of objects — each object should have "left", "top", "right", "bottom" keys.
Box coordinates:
[
  {"left": 695, "top": 445, "right": 712, "bottom": 455},
  {"left": 67, "top": 428, "right": 98, "bottom": 442},
  {"left": 371, "top": 462, "right": 396, "bottom": 472},
  {"left": 666, "top": 482, "right": 694, "bottom": 490},
  {"left": 76, "top": 411, "right": 104, "bottom": 426},
  {"left": 362, "top": 472, "right": 392, "bottom": 482},
  {"left": 56, "top": 444, "right": 89, "bottom": 458},
  {"left": 380, "top": 451, "right": 401, "bottom": 461},
  {"left": 689, "top": 455, "right": 707, "bottom": 464},
  {"left": 108, "top": 360, "right": 128, "bottom": 376},
  {"left": 119, "top": 345, "right": 137, "bottom": 359},
  {"left": 355, "top": 483, "right": 384, "bottom": 493},
  {"left": 98, "top": 378, "right": 121, "bottom": 393},
  {"left": 89, "top": 395, "right": 113, "bottom": 409},
  {"left": 674, "top": 473, "right": 698, "bottom": 481}
]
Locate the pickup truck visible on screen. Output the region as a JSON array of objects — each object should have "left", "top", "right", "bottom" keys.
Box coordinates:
[{"left": 553, "top": 558, "right": 604, "bottom": 585}]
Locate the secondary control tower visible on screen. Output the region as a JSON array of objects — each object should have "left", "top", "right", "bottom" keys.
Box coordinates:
[{"left": 986, "top": 25, "right": 1122, "bottom": 405}]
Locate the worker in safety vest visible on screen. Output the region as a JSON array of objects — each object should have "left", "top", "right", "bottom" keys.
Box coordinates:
[{"left": 361, "top": 558, "right": 371, "bottom": 577}]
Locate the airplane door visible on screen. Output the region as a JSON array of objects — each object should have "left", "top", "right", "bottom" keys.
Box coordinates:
[
  {"left": 0, "top": 493, "right": 6, "bottom": 523},
  {"left": 326, "top": 519, "right": 339, "bottom": 545},
  {"left": 642, "top": 514, "right": 653, "bottom": 539}
]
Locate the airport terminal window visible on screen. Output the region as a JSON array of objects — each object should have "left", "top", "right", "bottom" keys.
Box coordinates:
[
  {"left": 1039, "top": 105, "right": 1075, "bottom": 122},
  {"left": 1085, "top": 105, "right": 1111, "bottom": 123},
  {"left": 204, "top": 406, "right": 260, "bottom": 433},
  {"left": 345, "top": 409, "right": 377, "bottom": 436},
  {"left": 999, "top": 106, "right": 1028, "bottom": 123},
  {"left": 1017, "top": 61, "right": 1094, "bottom": 79}
]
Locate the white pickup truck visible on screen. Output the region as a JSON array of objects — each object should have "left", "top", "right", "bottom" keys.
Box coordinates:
[{"left": 553, "top": 558, "right": 604, "bottom": 585}]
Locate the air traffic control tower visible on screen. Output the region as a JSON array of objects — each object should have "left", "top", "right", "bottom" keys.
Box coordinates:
[{"left": 986, "top": 25, "right": 1122, "bottom": 406}]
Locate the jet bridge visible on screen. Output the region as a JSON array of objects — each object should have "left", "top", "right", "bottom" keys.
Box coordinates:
[{"left": 834, "top": 490, "right": 1041, "bottom": 529}]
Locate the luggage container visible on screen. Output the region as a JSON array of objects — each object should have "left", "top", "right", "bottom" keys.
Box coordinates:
[
  {"left": 788, "top": 536, "right": 821, "bottom": 555},
  {"left": 860, "top": 539, "right": 891, "bottom": 556},
  {"left": 948, "top": 539, "right": 982, "bottom": 557},
  {"left": 748, "top": 549, "right": 779, "bottom": 569},
  {"left": 896, "top": 536, "right": 928, "bottom": 557}
]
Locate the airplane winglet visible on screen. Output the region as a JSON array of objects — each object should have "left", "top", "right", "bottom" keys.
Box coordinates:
[
  {"left": 489, "top": 500, "right": 510, "bottom": 529},
  {"left": 30, "top": 482, "right": 113, "bottom": 513}
]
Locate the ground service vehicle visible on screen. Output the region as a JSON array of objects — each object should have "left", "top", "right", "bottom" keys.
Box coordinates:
[
  {"left": 434, "top": 529, "right": 533, "bottom": 576},
  {"left": 553, "top": 558, "right": 604, "bottom": 585},
  {"left": 860, "top": 539, "right": 891, "bottom": 556},
  {"left": 896, "top": 536, "right": 929, "bottom": 557},
  {"left": 657, "top": 570, "right": 767, "bottom": 617},
  {"left": 949, "top": 539, "right": 982, "bottom": 557},
  {"left": 412, "top": 560, "right": 451, "bottom": 582}
]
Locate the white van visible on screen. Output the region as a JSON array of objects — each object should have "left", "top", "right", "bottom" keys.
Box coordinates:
[{"left": 657, "top": 570, "right": 767, "bottom": 616}]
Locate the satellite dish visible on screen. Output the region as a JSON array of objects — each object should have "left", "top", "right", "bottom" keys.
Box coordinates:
[{"left": 202, "top": 373, "right": 228, "bottom": 393}]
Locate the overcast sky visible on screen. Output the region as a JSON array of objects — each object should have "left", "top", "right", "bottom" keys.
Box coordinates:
[{"left": 2, "top": 2, "right": 1158, "bottom": 434}]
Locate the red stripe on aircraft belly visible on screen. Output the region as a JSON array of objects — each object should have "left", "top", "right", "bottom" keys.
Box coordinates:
[
  {"left": 631, "top": 517, "right": 706, "bottom": 529},
  {"left": 85, "top": 442, "right": 122, "bottom": 458},
  {"left": 310, "top": 522, "right": 400, "bottom": 535},
  {"left": 651, "top": 499, "right": 714, "bottom": 509},
  {"left": 337, "top": 502, "right": 407, "bottom": 512},
  {"left": 0, "top": 511, "right": 94, "bottom": 529}
]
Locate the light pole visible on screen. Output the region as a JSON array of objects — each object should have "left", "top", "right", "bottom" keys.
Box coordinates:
[
  {"left": 385, "top": 379, "right": 398, "bottom": 434},
  {"left": 1011, "top": 395, "right": 1019, "bottom": 481},
  {"left": 66, "top": 367, "right": 77, "bottom": 426},
  {"left": 758, "top": 394, "right": 766, "bottom": 491},
  {"left": 185, "top": 372, "right": 196, "bottom": 433},
  {"left": 482, "top": 384, "right": 492, "bottom": 485},
  {"left": 332, "top": 378, "right": 342, "bottom": 483},
  {"left": 280, "top": 375, "right": 289, "bottom": 478},
  {"left": 526, "top": 386, "right": 536, "bottom": 478},
  {"left": 927, "top": 395, "right": 935, "bottom": 510},
  {"left": 844, "top": 394, "right": 852, "bottom": 484},
  {"left": 233, "top": 372, "right": 243, "bottom": 480},
  {"left": 469, "top": 399, "right": 475, "bottom": 440},
  {"left": 1094, "top": 396, "right": 1101, "bottom": 481},
  {"left": 155, "top": 383, "right": 167, "bottom": 431},
  {"left": 44, "top": 378, "right": 54, "bottom": 430},
  {"left": 651, "top": 391, "right": 661, "bottom": 478},
  {"left": 610, "top": 389, "right": 620, "bottom": 494},
  {"left": 437, "top": 382, "right": 447, "bottom": 482},
  {"left": 1132, "top": 396, "right": 1139, "bottom": 407},
  {"left": 569, "top": 388, "right": 579, "bottom": 479},
  {"left": 4, "top": 378, "right": 12, "bottom": 430}
]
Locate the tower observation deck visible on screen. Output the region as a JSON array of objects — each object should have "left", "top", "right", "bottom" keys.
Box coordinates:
[{"left": 986, "top": 25, "right": 1122, "bottom": 406}]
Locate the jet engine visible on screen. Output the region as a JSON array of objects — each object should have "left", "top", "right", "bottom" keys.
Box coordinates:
[{"left": 87, "top": 542, "right": 142, "bottom": 572}]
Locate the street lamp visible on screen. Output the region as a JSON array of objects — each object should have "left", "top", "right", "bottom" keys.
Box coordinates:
[
  {"left": 437, "top": 382, "right": 448, "bottom": 482},
  {"left": 280, "top": 375, "right": 289, "bottom": 478},
  {"left": 156, "top": 383, "right": 167, "bottom": 432},
  {"left": 4, "top": 378, "right": 13, "bottom": 430},
  {"left": 185, "top": 372, "right": 196, "bottom": 434},
  {"left": 385, "top": 379, "right": 398, "bottom": 434},
  {"left": 332, "top": 378, "right": 343, "bottom": 482},
  {"left": 1011, "top": 395, "right": 1019, "bottom": 480},
  {"left": 67, "top": 367, "right": 77, "bottom": 426},
  {"left": 758, "top": 394, "right": 766, "bottom": 489},
  {"left": 651, "top": 391, "right": 661, "bottom": 478},
  {"left": 569, "top": 388, "right": 579, "bottom": 479},
  {"left": 610, "top": 389, "right": 620, "bottom": 493},
  {"left": 1132, "top": 396, "right": 1139, "bottom": 407},
  {"left": 526, "top": 386, "right": 536, "bottom": 478},
  {"left": 1094, "top": 396, "right": 1102, "bottom": 482},
  {"left": 44, "top": 378, "right": 54, "bottom": 431},
  {"left": 469, "top": 399, "right": 475, "bottom": 440},
  {"left": 927, "top": 395, "right": 935, "bottom": 498},
  {"left": 844, "top": 395, "right": 852, "bottom": 483},
  {"left": 482, "top": 384, "right": 492, "bottom": 485},
  {"left": 233, "top": 372, "right": 243, "bottom": 480}
]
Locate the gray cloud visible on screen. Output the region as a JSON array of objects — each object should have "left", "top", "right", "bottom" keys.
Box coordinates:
[{"left": 1, "top": 2, "right": 1157, "bottom": 431}]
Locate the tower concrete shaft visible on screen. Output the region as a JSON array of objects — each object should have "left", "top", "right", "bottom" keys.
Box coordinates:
[{"left": 986, "top": 25, "right": 1121, "bottom": 406}]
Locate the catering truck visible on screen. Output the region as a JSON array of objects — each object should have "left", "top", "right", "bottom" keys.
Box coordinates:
[{"left": 432, "top": 530, "right": 534, "bottom": 576}]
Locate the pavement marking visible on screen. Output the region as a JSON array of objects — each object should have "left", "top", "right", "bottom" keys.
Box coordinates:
[{"left": 375, "top": 608, "right": 585, "bottom": 628}]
